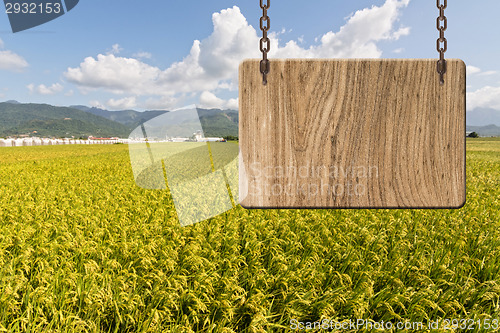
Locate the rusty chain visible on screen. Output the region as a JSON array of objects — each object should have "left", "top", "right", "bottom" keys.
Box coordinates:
[
  {"left": 437, "top": 0, "right": 447, "bottom": 85},
  {"left": 259, "top": 1, "right": 448, "bottom": 85},
  {"left": 260, "top": 0, "right": 270, "bottom": 85}
]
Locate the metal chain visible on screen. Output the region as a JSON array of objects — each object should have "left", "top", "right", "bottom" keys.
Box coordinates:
[
  {"left": 437, "top": 0, "right": 447, "bottom": 85},
  {"left": 257, "top": 1, "right": 448, "bottom": 86},
  {"left": 260, "top": 0, "right": 270, "bottom": 85}
]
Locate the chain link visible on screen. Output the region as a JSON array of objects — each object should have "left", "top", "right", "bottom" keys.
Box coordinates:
[
  {"left": 260, "top": 0, "right": 270, "bottom": 85},
  {"left": 436, "top": 0, "right": 447, "bottom": 85},
  {"left": 258, "top": 1, "right": 448, "bottom": 85}
]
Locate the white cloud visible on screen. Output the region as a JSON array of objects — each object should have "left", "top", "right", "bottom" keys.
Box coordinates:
[
  {"left": 38, "top": 83, "right": 64, "bottom": 95},
  {"left": 0, "top": 38, "right": 4, "bottom": 49},
  {"left": 108, "top": 44, "right": 123, "bottom": 55},
  {"left": 392, "top": 27, "right": 410, "bottom": 40},
  {"left": 65, "top": 54, "right": 163, "bottom": 95},
  {"left": 0, "top": 50, "right": 29, "bottom": 72},
  {"left": 133, "top": 52, "right": 152, "bottom": 59},
  {"left": 27, "top": 83, "right": 64, "bottom": 95},
  {"left": 106, "top": 97, "right": 137, "bottom": 110},
  {"left": 393, "top": 48, "right": 404, "bottom": 54},
  {"left": 143, "top": 96, "right": 181, "bottom": 110},
  {"left": 65, "top": 1, "right": 410, "bottom": 108},
  {"left": 286, "top": 0, "right": 410, "bottom": 59},
  {"left": 199, "top": 91, "right": 238, "bottom": 109},
  {"left": 467, "top": 86, "right": 500, "bottom": 110},
  {"left": 199, "top": 91, "right": 224, "bottom": 108},
  {"left": 196, "top": 7, "right": 260, "bottom": 83},
  {"left": 89, "top": 100, "right": 106, "bottom": 109},
  {"left": 64, "top": 7, "right": 255, "bottom": 96},
  {"left": 466, "top": 66, "right": 498, "bottom": 77},
  {"left": 466, "top": 66, "right": 481, "bottom": 75},
  {"left": 226, "top": 98, "right": 238, "bottom": 110},
  {"left": 479, "top": 70, "right": 498, "bottom": 76}
]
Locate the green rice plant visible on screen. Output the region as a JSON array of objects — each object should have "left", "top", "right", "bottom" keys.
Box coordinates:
[{"left": 0, "top": 139, "right": 498, "bottom": 332}]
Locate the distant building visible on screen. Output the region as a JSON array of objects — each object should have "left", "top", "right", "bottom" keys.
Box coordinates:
[
  {"left": 163, "top": 131, "right": 223, "bottom": 143},
  {"left": 194, "top": 131, "right": 223, "bottom": 142}
]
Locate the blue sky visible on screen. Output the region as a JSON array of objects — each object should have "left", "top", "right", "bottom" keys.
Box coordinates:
[{"left": 0, "top": 0, "right": 499, "bottom": 111}]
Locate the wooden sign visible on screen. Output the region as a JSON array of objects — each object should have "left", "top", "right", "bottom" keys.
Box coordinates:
[{"left": 239, "top": 59, "right": 466, "bottom": 209}]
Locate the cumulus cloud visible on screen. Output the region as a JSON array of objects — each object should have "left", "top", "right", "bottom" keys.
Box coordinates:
[
  {"left": 196, "top": 7, "right": 260, "bottom": 82},
  {"left": 106, "top": 96, "right": 137, "bottom": 110},
  {"left": 0, "top": 50, "right": 29, "bottom": 72},
  {"left": 65, "top": 54, "right": 163, "bottom": 95},
  {"left": 65, "top": 1, "right": 410, "bottom": 108},
  {"left": 199, "top": 91, "right": 224, "bottom": 108},
  {"left": 279, "top": 0, "right": 410, "bottom": 59},
  {"left": 225, "top": 98, "right": 239, "bottom": 110},
  {"left": 467, "top": 86, "right": 500, "bottom": 111},
  {"left": 64, "top": 6, "right": 254, "bottom": 97},
  {"left": 0, "top": 38, "right": 4, "bottom": 49},
  {"left": 27, "top": 83, "right": 64, "bottom": 95},
  {"left": 199, "top": 91, "right": 238, "bottom": 109}
]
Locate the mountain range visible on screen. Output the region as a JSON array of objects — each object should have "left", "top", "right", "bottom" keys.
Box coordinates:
[
  {"left": 466, "top": 108, "right": 500, "bottom": 127},
  {"left": 70, "top": 105, "right": 168, "bottom": 129},
  {"left": 1, "top": 100, "right": 499, "bottom": 138},
  {"left": 0, "top": 102, "right": 131, "bottom": 138},
  {"left": 466, "top": 108, "right": 500, "bottom": 136},
  {"left": 0, "top": 101, "right": 239, "bottom": 138},
  {"left": 466, "top": 124, "right": 500, "bottom": 137}
]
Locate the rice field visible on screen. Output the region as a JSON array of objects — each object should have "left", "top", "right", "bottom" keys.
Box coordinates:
[{"left": 0, "top": 139, "right": 498, "bottom": 332}]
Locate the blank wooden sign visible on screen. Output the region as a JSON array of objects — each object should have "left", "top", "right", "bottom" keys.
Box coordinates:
[{"left": 239, "top": 59, "right": 466, "bottom": 209}]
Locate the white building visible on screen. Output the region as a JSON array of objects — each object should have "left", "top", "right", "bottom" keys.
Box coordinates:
[{"left": 194, "top": 131, "right": 223, "bottom": 142}]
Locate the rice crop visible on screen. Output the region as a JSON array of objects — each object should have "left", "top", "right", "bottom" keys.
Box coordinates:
[{"left": 0, "top": 139, "right": 498, "bottom": 332}]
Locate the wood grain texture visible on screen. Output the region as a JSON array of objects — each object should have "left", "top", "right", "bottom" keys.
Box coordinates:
[{"left": 239, "top": 59, "right": 466, "bottom": 208}]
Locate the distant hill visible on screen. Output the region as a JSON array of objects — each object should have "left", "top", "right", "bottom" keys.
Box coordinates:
[
  {"left": 1, "top": 101, "right": 240, "bottom": 138},
  {"left": 467, "top": 108, "right": 500, "bottom": 126},
  {"left": 0, "top": 103, "right": 131, "bottom": 138},
  {"left": 75, "top": 106, "right": 239, "bottom": 138},
  {"left": 466, "top": 124, "right": 500, "bottom": 137},
  {"left": 197, "top": 108, "right": 238, "bottom": 137},
  {"left": 3, "top": 100, "right": 498, "bottom": 138},
  {"left": 70, "top": 105, "right": 168, "bottom": 129}
]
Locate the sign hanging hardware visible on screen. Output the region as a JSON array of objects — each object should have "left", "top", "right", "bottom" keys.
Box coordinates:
[
  {"left": 436, "top": 0, "right": 447, "bottom": 85},
  {"left": 260, "top": 0, "right": 449, "bottom": 85},
  {"left": 259, "top": 0, "right": 270, "bottom": 85}
]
